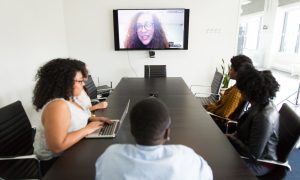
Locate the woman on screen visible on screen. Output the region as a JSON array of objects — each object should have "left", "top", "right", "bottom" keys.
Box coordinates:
[{"left": 124, "top": 12, "right": 169, "bottom": 49}]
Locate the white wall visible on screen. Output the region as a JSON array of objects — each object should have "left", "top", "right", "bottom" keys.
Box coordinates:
[
  {"left": 0, "top": 0, "right": 68, "bottom": 125},
  {"left": 0, "top": 0, "right": 240, "bottom": 125},
  {"left": 62, "top": 0, "right": 240, "bottom": 87}
]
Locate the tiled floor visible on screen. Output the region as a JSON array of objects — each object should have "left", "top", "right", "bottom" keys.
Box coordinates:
[
  {"left": 286, "top": 148, "right": 300, "bottom": 180},
  {"left": 271, "top": 69, "right": 300, "bottom": 148},
  {"left": 269, "top": 70, "right": 300, "bottom": 180},
  {"left": 272, "top": 69, "right": 300, "bottom": 114}
]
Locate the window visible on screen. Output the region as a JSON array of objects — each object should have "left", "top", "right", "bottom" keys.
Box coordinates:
[
  {"left": 237, "top": 15, "right": 262, "bottom": 53},
  {"left": 279, "top": 8, "right": 300, "bottom": 53}
]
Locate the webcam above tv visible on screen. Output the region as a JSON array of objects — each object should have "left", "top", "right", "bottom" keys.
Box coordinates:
[{"left": 113, "top": 8, "right": 190, "bottom": 51}]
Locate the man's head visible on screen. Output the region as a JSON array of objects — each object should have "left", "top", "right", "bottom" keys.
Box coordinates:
[{"left": 130, "top": 97, "right": 171, "bottom": 145}]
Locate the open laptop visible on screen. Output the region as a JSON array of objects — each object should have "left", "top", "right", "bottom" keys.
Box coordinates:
[{"left": 86, "top": 99, "right": 130, "bottom": 138}]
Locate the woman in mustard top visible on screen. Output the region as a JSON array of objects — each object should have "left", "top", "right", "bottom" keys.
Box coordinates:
[{"left": 206, "top": 55, "right": 253, "bottom": 119}]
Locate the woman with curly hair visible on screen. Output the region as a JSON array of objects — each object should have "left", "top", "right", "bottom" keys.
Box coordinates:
[
  {"left": 124, "top": 12, "right": 169, "bottom": 49},
  {"left": 32, "top": 58, "right": 111, "bottom": 175},
  {"left": 227, "top": 67, "right": 280, "bottom": 176},
  {"left": 206, "top": 55, "right": 253, "bottom": 119}
]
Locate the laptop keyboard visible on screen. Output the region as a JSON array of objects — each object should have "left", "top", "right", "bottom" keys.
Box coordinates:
[{"left": 99, "top": 121, "right": 118, "bottom": 136}]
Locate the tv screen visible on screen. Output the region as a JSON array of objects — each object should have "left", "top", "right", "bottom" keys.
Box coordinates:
[{"left": 113, "top": 9, "right": 190, "bottom": 50}]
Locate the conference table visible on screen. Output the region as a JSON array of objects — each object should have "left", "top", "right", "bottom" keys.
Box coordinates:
[{"left": 43, "top": 77, "right": 257, "bottom": 180}]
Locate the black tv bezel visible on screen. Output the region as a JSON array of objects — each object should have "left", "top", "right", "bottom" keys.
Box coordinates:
[{"left": 113, "top": 8, "right": 190, "bottom": 51}]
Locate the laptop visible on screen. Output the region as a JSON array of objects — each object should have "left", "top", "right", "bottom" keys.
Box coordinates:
[{"left": 86, "top": 99, "right": 130, "bottom": 138}]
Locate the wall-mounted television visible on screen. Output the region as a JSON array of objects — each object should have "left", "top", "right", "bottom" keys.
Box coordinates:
[{"left": 113, "top": 8, "right": 190, "bottom": 50}]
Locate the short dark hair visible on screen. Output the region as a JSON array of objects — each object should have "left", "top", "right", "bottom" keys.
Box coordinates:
[
  {"left": 32, "top": 58, "right": 88, "bottom": 110},
  {"left": 230, "top": 54, "right": 253, "bottom": 72},
  {"left": 236, "top": 68, "right": 280, "bottom": 105},
  {"left": 130, "top": 97, "right": 171, "bottom": 145}
]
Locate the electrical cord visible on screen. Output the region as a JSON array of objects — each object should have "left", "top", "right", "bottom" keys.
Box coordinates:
[{"left": 127, "top": 50, "right": 138, "bottom": 77}]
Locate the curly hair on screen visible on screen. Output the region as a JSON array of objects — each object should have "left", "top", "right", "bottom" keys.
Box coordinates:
[
  {"left": 236, "top": 68, "right": 279, "bottom": 105},
  {"left": 124, "top": 12, "right": 169, "bottom": 49},
  {"left": 32, "top": 58, "right": 88, "bottom": 111}
]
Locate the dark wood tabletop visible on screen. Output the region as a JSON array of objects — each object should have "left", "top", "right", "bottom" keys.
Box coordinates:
[{"left": 43, "top": 77, "right": 257, "bottom": 180}]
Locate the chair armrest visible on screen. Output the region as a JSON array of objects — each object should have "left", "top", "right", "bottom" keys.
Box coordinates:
[
  {"left": 207, "top": 112, "right": 231, "bottom": 121},
  {"left": 240, "top": 156, "right": 291, "bottom": 171},
  {"left": 96, "top": 96, "right": 108, "bottom": 101},
  {"left": 208, "top": 112, "right": 238, "bottom": 134},
  {"left": 194, "top": 92, "right": 219, "bottom": 97},
  {"left": 208, "top": 112, "right": 238, "bottom": 124},
  {"left": 91, "top": 97, "right": 107, "bottom": 101},
  {"left": 0, "top": 154, "right": 41, "bottom": 179},
  {"left": 91, "top": 97, "right": 108, "bottom": 106},
  {"left": 91, "top": 99, "right": 100, "bottom": 104},
  {"left": 190, "top": 84, "right": 210, "bottom": 89},
  {"left": 295, "top": 137, "right": 300, "bottom": 149},
  {"left": 227, "top": 120, "right": 238, "bottom": 124},
  {"left": 0, "top": 154, "right": 39, "bottom": 161},
  {"left": 97, "top": 88, "right": 113, "bottom": 93}
]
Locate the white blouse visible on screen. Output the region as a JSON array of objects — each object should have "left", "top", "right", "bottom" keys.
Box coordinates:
[
  {"left": 75, "top": 90, "right": 92, "bottom": 113},
  {"left": 34, "top": 98, "right": 89, "bottom": 160}
]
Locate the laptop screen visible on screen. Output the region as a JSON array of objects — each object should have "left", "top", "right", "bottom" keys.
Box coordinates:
[{"left": 116, "top": 99, "right": 130, "bottom": 131}]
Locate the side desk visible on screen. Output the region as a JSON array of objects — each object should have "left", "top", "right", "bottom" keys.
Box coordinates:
[{"left": 43, "top": 77, "right": 256, "bottom": 180}]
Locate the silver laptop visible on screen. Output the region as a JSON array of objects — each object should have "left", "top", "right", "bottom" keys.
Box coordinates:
[{"left": 86, "top": 99, "right": 130, "bottom": 138}]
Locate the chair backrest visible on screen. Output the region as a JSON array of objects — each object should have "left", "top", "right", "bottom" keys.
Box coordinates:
[
  {"left": 210, "top": 70, "right": 223, "bottom": 99},
  {"left": 144, "top": 65, "right": 166, "bottom": 78},
  {"left": 85, "top": 75, "right": 98, "bottom": 99},
  {"left": 277, "top": 103, "right": 300, "bottom": 162},
  {"left": 0, "top": 101, "right": 40, "bottom": 179},
  {"left": 0, "top": 101, "right": 33, "bottom": 156},
  {"left": 228, "top": 101, "right": 249, "bottom": 120}
]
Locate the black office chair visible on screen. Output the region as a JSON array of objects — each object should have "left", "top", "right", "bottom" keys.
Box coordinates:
[
  {"left": 85, "top": 75, "right": 112, "bottom": 103},
  {"left": 144, "top": 65, "right": 166, "bottom": 78},
  {"left": 236, "top": 103, "right": 300, "bottom": 180},
  {"left": 191, "top": 70, "right": 223, "bottom": 106},
  {"left": 208, "top": 100, "right": 249, "bottom": 134},
  {"left": 0, "top": 101, "right": 40, "bottom": 179}
]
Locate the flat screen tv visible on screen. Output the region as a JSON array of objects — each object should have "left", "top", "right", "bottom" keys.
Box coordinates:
[{"left": 113, "top": 8, "right": 190, "bottom": 50}]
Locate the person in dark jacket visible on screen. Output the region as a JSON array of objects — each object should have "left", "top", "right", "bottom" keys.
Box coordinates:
[{"left": 227, "top": 67, "right": 280, "bottom": 176}]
